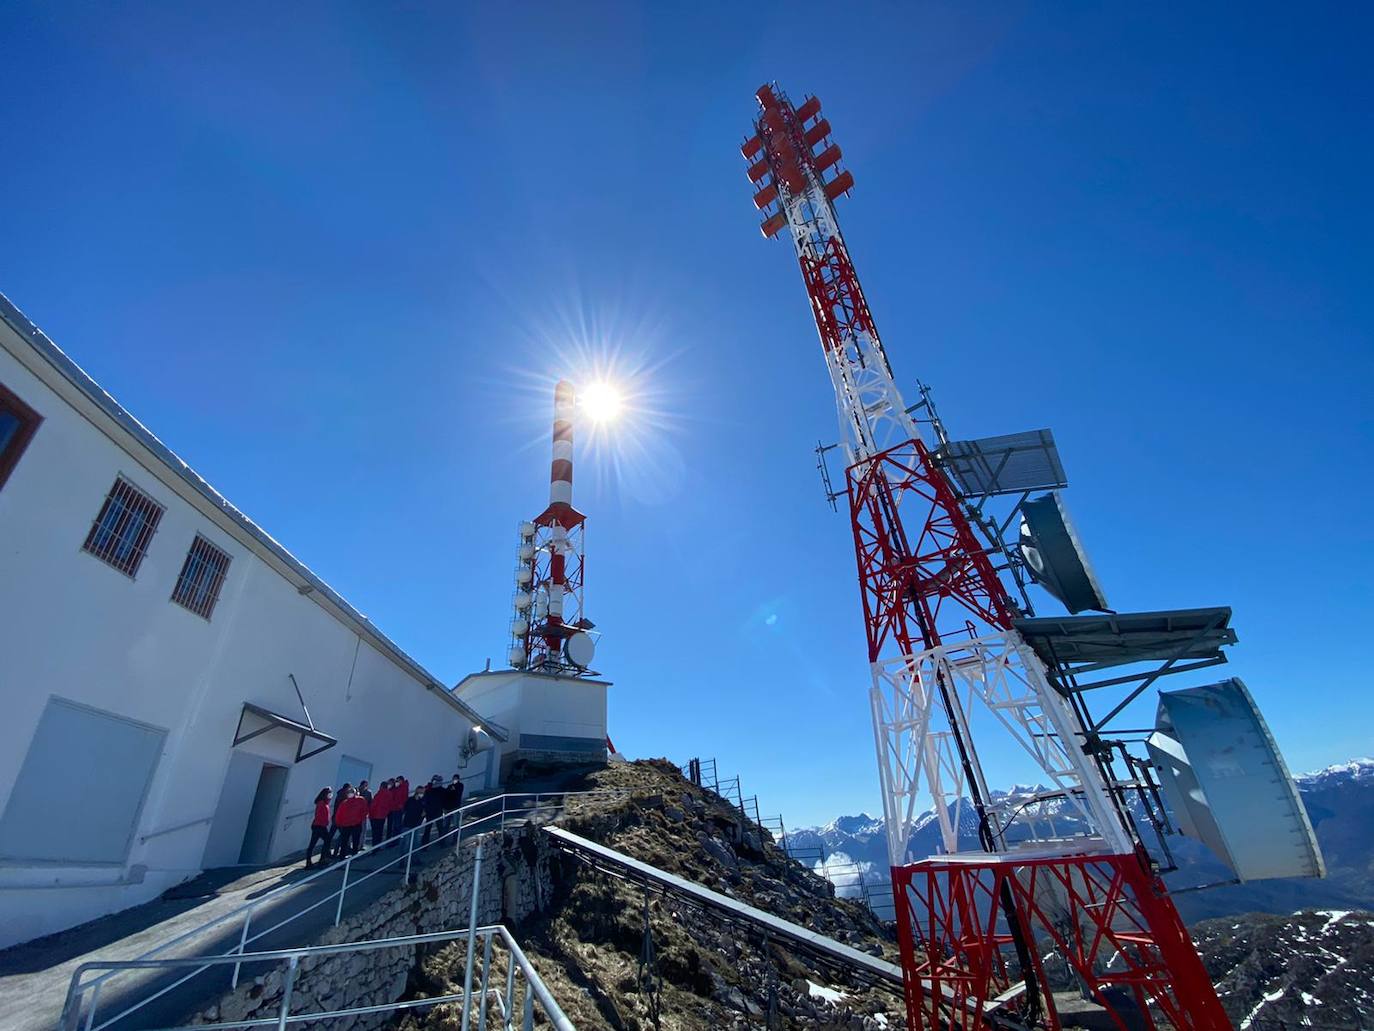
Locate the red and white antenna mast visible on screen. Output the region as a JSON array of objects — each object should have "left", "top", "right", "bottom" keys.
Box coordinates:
[
  {"left": 743, "top": 83, "right": 1228, "bottom": 1029},
  {"left": 509, "top": 380, "right": 597, "bottom": 675}
]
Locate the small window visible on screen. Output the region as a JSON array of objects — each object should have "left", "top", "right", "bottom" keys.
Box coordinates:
[
  {"left": 0, "top": 381, "right": 43, "bottom": 493},
  {"left": 171, "top": 534, "right": 231, "bottom": 619},
  {"left": 83, "top": 477, "right": 165, "bottom": 577}
]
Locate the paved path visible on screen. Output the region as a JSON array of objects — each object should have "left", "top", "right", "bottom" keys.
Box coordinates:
[{"left": 0, "top": 805, "right": 508, "bottom": 1031}]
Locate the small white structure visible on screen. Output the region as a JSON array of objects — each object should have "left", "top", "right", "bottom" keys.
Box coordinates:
[
  {"left": 0, "top": 295, "right": 506, "bottom": 948},
  {"left": 454, "top": 669, "right": 609, "bottom": 780}
]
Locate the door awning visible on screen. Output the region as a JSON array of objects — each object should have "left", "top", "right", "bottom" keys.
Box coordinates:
[{"left": 233, "top": 702, "right": 337, "bottom": 763}]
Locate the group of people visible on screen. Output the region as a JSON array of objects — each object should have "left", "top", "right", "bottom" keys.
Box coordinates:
[{"left": 305, "top": 773, "right": 466, "bottom": 868}]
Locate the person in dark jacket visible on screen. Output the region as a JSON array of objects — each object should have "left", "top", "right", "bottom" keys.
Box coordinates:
[
  {"left": 443, "top": 774, "right": 465, "bottom": 831},
  {"left": 333, "top": 786, "right": 368, "bottom": 857},
  {"left": 402, "top": 786, "right": 425, "bottom": 851},
  {"left": 357, "top": 779, "right": 373, "bottom": 806},
  {"left": 421, "top": 776, "right": 446, "bottom": 845},
  {"left": 306, "top": 788, "right": 333, "bottom": 869}
]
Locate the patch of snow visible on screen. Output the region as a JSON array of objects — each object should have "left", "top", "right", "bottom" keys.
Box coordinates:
[
  {"left": 1316, "top": 910, "right": 1351, "bottom": 933},
  {"left": 1239, "top": 986, "right": 1286, "bottom": 1029},
  {"left": 807, "top": 980, "right": 847, "bottom": 1005},
  {"left": 1300, "top": 991, "right": 1323, "bottom": 1006}
]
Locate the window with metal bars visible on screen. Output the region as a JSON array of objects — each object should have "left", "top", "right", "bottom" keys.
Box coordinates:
[
  {"left": 171, "top": 534, "right": 231, "bottom": 619},
  {"left": 82, "top": 477, "right": 165, "bottom": 577},
  {"left": 0, "top": 380, "right": 42, "bottom": 493}
]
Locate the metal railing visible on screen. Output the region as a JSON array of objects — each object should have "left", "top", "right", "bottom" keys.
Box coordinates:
[
  {"left": 64, "top": 789, "right": 617, "bottom": 1031},
  {"left": 59, "top": 921, "right": 574, "bottom": 1031}
]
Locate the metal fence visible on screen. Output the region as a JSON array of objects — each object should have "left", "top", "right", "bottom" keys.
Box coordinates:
[
  {"left": 60, "top": 790, "right": 618, "bottom": 1031},
  {"left": 61, "top": 917, "right": 572, "bottom": 1031}
]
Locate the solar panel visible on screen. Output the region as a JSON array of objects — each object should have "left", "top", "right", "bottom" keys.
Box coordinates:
[{"left": 935, "top": 429, "right": 1067, "bottom": 497}]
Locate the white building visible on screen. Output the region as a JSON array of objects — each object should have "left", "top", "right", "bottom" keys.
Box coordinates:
[{"left": 0, "top": 293, "right": 507, "bottom": 949}]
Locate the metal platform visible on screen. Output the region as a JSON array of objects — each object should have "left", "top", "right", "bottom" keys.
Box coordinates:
[
  {"left": 934, "top": 429, "right": 1067, "bottom": 497},
  {"left": 1014, "top": 607, "right": 1236, "bottom": 680}
]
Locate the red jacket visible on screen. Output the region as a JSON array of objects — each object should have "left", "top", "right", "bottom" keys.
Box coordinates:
[
  {"left": 397, "top": 777, "right": 410, "bottom": 800},
  {"left": 334, "top": 796, "right": 368, "bottom": 828},
  {"left": 313, "top": 801, "right": 330, "bottom": 828},
  {"left": 368, "top": 790, "right": 391, "bottom": 820}
]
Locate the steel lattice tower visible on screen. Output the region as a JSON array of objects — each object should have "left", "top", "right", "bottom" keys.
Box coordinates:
[{"left": 742, "top": 83, "right": 1229, "bottom": 1030}]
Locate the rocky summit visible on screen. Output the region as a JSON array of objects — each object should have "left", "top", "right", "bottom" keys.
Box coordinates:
[{"left": 397, "top": 759, "right": 905, "bottom": 1030}]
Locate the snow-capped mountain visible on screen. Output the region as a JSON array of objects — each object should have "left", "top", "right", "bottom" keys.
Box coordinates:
[{"left": 797, "top": 757, "right": 1374, "bottom": 924}]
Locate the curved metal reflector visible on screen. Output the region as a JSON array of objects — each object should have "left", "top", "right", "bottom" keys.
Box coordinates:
[
  {"left": 1018, "top": 492, "right": 1109, "bottom": 614},
  {"left": 1147, "top": 678, "right": 1324, "bottom": 882}
]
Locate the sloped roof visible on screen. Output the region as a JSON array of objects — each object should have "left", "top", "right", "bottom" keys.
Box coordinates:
[{"left": 0, "top": 291, "right": 505, "bottom": 741}]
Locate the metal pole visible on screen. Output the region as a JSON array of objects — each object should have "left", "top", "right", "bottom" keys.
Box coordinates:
[
  {"left": 277, "top": 956, "right": 299, "bottom": 1031},
  {"left": 404, "top": 828, "right": 415, "bottom": 883},
  {"left": 477, "top": 932, "right": 494, "bottom": 1031},
  {"left": 504, "top": 950, "right": 516, "bottom": 1030},
  {"left": 335, "top": 854, "right": 352, "bottom": 926},
  {"left": 460, "top": 840, "right": 486, "bottom": 1031},
  {"left": 454, "top": 811, "right": 465, "bottom": 858},
  {"left": 232, "top": 909, "right": 253, "bottom": 988},
  {"left": 522, "top": 977, "right": 534, "bottom": 1031},
  {"left": 82, "top": 981, "right": 103, "bottom": 1031}
]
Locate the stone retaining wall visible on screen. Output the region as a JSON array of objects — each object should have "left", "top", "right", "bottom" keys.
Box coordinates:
[{"left": 195, "top": 825, "right": 556, "bottom": 1030}]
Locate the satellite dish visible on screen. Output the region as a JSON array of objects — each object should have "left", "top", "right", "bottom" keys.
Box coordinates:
[
  {"left": 508, "top": 644, "right": 526, "bottom": 667},
  {"left": 465, "top": 726, "right": 494, "bottom": 756},
  {"left": 565, "top": 631, "right": 595, "bottom": 669},
  {"left": 1018, "top": 492, "right": 1109, "bottom": 614},
  {"left": 515, "top": 567, "right": 532, "bottom": 586},
  {"left": 1148, "top": 678, "right": 1324, "bottom": 883}
]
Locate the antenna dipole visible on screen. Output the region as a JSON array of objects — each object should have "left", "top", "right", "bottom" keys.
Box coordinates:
[{"left": 743, "top": 83, "right": 1228, "bottom": 1030}]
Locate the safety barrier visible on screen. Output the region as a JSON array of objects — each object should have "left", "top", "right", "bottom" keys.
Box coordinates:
[{"left": 59, "top": 790, "right": 617, "bottom": 1031}]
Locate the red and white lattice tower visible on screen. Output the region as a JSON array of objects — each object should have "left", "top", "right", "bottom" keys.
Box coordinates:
[
  {"left": 742, "top": 83, "right": 1229, "bottom": 1030},
  {"left": 509, "top": 380, "right": 596, "bottom": 674}
]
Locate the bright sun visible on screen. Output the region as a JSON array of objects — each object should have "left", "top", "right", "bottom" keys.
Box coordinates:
[{"left": 580, "top": 382, "right": 623, "bottom": 422}]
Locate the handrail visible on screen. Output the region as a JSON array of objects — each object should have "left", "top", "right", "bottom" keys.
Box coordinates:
[
  {"left": 138, "top": 815, "right": 216, "bottom": 843},
  {"left": 66, "top": 788, "right": 622, "bottom": 1031},
  {"left": 60, "top": 923, "right": 575, "bottom": 1031}
]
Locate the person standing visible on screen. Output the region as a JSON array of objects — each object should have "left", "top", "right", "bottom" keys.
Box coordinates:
[
  {"left": 368, "top": 779, "right": 392, "bottom": 848},
  {"left": 334, "top": 786, "right": 367, "bottom": 857},
  {"left": 357, "top": 779, "right": 373, "bottom": 807},
  {"left": 422, "top": 776, "right": 445, "bottom": 845},
  {"left": 402, "top": 785, "right": 425, "bottom": 853},
  {"left": 306, "top": 788, "right": 333, "bottom": 869},
  {"left": 387, "top": 776, "right": 407, "bottom": 840},
  {"left": 443, "top": 774, "right": 465, "bottom": 831}
]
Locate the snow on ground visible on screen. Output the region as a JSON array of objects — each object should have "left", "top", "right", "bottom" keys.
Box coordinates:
[{"left": 806, "top": 980, "right": 847, "bottom": 1005}]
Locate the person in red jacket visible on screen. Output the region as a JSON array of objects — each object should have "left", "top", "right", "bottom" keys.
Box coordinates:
[
  {"left": 388, "top": 775, "right": 409, "bottom": 840},
  {"left": 306, "top": 787, "right": 333, "bottom": 869},
  {"left": 368, "top": 779, "right": 393, "bottom": 849},
  {"left": 333, "top": 786, "right": 368, "bottom": 857}
]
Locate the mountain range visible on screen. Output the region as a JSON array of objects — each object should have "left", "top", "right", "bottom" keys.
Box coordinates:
[{"left": 791, "top": 758, "right": 1374, "bottom": 924}]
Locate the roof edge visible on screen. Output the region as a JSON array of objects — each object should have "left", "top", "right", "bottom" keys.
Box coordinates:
[{"left": 0, "top": 291, "right": 498, "bottom": 734}]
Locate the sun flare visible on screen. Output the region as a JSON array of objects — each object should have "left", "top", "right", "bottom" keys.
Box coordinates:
[{"left": 579, "top": 381, "right": 623, "bottom": 423}]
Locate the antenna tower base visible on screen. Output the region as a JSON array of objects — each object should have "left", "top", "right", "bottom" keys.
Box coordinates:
[{"left": 891, "top": 852, "right": 1230, "bottom": 1030}]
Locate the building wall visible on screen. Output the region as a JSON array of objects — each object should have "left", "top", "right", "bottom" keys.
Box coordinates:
[
  {"left": 456, "top": 671, "right": 608, "bottom": 777},
  {"left": 0, "top": 340, "right": 491, "bottom": 948}
]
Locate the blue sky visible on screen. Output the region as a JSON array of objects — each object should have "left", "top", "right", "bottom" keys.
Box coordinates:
[{"left": 3, "top": 3, "right": 1370, "bottom": 827}]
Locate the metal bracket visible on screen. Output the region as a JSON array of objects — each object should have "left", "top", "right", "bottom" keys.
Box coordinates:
[{"left": 814, "top": 441, "right": 843, "bottom": 512}]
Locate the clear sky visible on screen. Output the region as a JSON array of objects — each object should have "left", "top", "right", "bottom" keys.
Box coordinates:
[{"left": 3, "top": 3, "right": 1370, "bottom": 827}]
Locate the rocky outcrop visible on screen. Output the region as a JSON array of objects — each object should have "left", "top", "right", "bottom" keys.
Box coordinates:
[{"left": 399, "top": 760, "right": 904, "bottom": 1030}]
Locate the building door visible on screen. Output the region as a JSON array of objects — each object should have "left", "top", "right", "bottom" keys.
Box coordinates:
[
  {"left": 335, "top": 754, "right": 372, "bottom": 793},
  {"left": 239, "top": 763, "right": 288, "bottom": 865}
]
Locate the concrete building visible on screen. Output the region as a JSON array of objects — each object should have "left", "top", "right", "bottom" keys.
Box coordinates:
[
  {"left": 454, "top": 669, "right": 610, "bottom": 781},
  {"left": 0, "top": 294, "right": 506, "bottom": 949}
]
